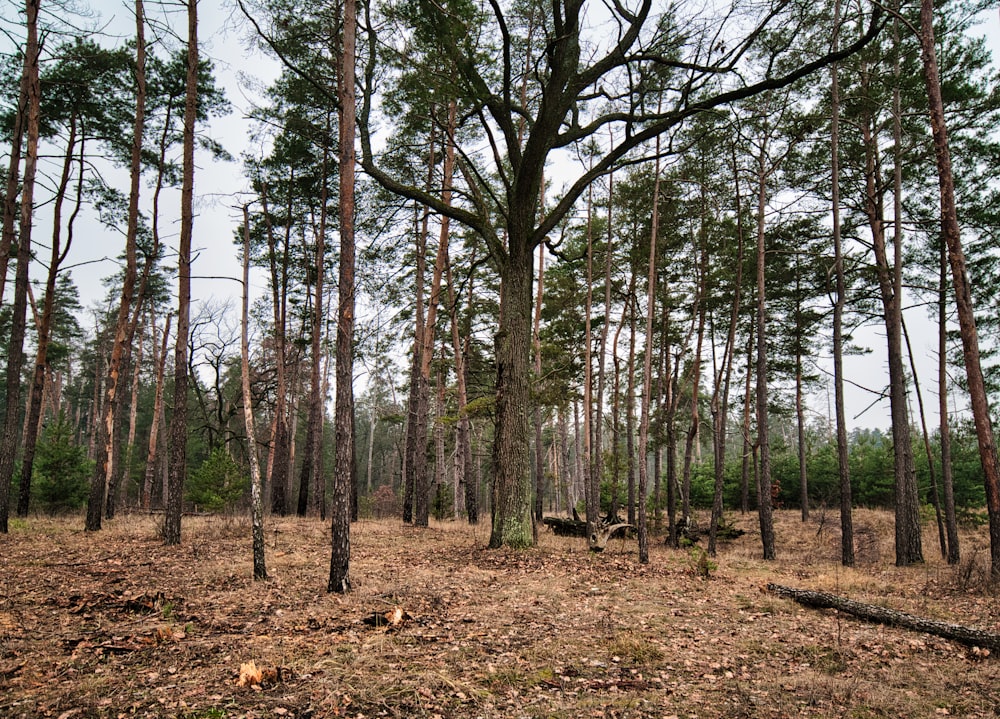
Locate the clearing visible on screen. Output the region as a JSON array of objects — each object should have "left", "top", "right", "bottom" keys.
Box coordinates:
[{"left": 1, "top": 509, "right": 998, "bottom": 718}]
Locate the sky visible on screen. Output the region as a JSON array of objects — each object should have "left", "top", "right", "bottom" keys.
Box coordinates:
[{"left": 15, "top": 1, "right": 1000, "bottom": 433}]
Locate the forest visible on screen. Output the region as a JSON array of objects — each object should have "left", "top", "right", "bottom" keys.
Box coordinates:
[
  {"left": 1, "top": 0, "right": 1000, "bottom": 587},
  {"left": 6, "top": 1, "right": 1000, "bottom": 717}
]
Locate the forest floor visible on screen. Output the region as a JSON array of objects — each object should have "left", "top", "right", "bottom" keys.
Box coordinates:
[{"left": 1, "top": 508, "right": 999, "bottom": 719}]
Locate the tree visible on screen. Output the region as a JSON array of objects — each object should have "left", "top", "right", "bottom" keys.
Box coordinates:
[
  {"left": 0, "top": 0, "right": 41, "bottom": 534},
  {"left": 360, "top": 0, "right": 884, "bottom": 548},
  {"left": 917, "top": 0, "right": 1000, "bottom": 576},
  {"left": 164, "top": 0, "right": 199, "bottom": 546},
  {"left": 86, "top": 2, "right": 147, "bottom": 530},
  {"left": 328, "top": 0, "right": 356, "bottom": 594},
  {"left": 830, "top": 0, "right": 854, "bottom": 567}
]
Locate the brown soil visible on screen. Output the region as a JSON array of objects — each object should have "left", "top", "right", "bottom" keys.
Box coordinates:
[{"left": 1, "top": 509, "right": 999, "bottom": 718}]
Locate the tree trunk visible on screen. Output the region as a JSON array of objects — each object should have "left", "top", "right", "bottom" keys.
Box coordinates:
[
  {"left": 919, "top": 0, "right": 1000, "bottom": 575},
  {"left": 488, "top": 240, "right": 534, "bottom": 549},
  {"left": 0, "top": 0, "right": 40, "bottom": 533},
  {"left": 446, "top": 248, "right": 476, "bottom": 523},
  {"left": 903, "top": 318, "right": 946, "bottom": 558},
  {"left": 755, "top": 148, "right": 775, "bottom": 560},
  {"left": 767, "top": 583, "right": 1000, "bottom": 652},
  {"left": 18, "top": 115, "right": 79, "bottom": 517},
  {"left": 637, "top": 138, "right": 662, "bottom": 564},
  {"left": 328, "top": 0, "right": 356, "bottom": 593},
  {"left": 831, "top": 3, "right": 854, "bottom": 565},
  {"left": 583, "top": 179, "right": 599, "bottom": 549},
  {"left": 709, "top": 141, "right": 746, "bottom": 556},
  {"left": 533, "top": 241, "right": 545, "bottom": 524},
  {"left": 142, "top": 311, "right": 171, "bottom": 510},
  {"left": 939, "top": 239, "right": 959, "bottom": 564},
  {"left": 242, "top": 205, "right": 267, "bottom": 581},
  {"left": 297, "top": 121, "right": 331, "bottom": 518},
  {"left": 164, "top": 0, "right": 198, "bottom": 546},
  {"left": 87, "top": 1, "right": 147, "bottom": 529}
]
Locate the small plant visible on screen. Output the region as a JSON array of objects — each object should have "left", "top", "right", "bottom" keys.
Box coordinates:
[
  {"left": 687, "top": 546, "right": 717, "bottom": 579},
  {"left": 185, "top": 447, "right": 247, "bottom": 513},
  {"left": 35, "top": 412, "right": 93, "bottom": 514}
]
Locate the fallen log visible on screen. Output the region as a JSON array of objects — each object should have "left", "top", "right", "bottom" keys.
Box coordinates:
[{"left": 766, "top": 583, "right": 1000, "bottom": 653}]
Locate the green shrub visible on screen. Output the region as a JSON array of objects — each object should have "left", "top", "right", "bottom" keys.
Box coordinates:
[
  {"left": 185, "top": 447, "right": 247, "bottom": 512},
  {"left": 35, "top": 413, "right": 93, "bottom": 513}
]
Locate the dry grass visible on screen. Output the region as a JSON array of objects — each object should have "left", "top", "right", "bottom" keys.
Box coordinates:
[{"left": 1, "top": 508, "right": 999, "bottom": 718}]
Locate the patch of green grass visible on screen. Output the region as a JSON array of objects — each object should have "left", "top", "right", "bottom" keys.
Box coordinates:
[
  {"left": 606, "top": 632, "right": 665, "bottom": 665},
  {"left": 793, "top": 644, "right": 850, "bottom": 674}
]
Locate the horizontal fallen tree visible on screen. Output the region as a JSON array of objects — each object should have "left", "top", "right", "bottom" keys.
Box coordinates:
[{"left": 767, "top": 583, "right": 1000, "bottom": 653}]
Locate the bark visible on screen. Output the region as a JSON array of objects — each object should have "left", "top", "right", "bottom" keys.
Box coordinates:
[
  {"left": 328, "top": 0, "right": 356, "bottom": 593},
  {"left": 0, "top": 0, "right": 40, "bottom": 533},
  {"left": 919, "top": 0, "right": 1000, "bottom": 575},
  {"left": 488, "top": 240, "right": 534, "bottom": 549},
  {"left": 164, "top": 0, "right": 198, "bottom": 546},
  {"left": 767, "top": 584, "right": 1000, "bottom": 652},
  {"left": 242, "top": 205, "right": 267, "bottom": 581}
]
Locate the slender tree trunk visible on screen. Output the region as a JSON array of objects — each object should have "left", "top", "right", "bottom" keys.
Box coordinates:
[
  {"left": 446, "top": 250, "right": 476, "bottom": 523},
  {"left": 0, "top": 68, "right": 27, "bottom": 307},
  {"left": 87, "top": 1, "right": 147, "bottom": 529},
  {"left": 242, "top": 205, "right": 267, "bottom": 580},
  {"left": 637, "top": 141, "right": 662, "bottom": 564},
  {"left": 939, "top": 239, "right": 959, "bottom": 564},
  {"left": 533, "top": 241, "right": 545, "bottom": 524},
  {"left": 709, "top": 142, "right": 746, "bottom": 555},
  {"left": 795, "top": 265, "right": 808, "bottom": 521},
  {"left": 142, "top": 312, "right": 171, "bottom": 510},
  {"left": 681, "top": 234, "right": 706, "bottom": 523},
  {"left": 164, "top": 0, "right": 198, "bottom": 545},
  {"left": 297, "top": 118, "right": 331, "bottom": 518},
  {"left": 18, "top": 116, "right": 79, "bottom": 517},
  {"left": 903, "top": 318, "right": 946, "bottom": 557},
  {"left": 583, "top": 178, "right": 598, "bottom": 548},
  {"left": 261, "top": 181, "right": 291, "bottom": 516},
  {"left": 123, "top": 312, "right": 145, "bottom": 510},
  {"left": 625, "top": 281, "right": 638, "bottom": 528},
  {"left": 919, "top": 0, "right": 1000, "bottom": 575},
  {"left": 0, "top": 0, "right": 40, "bottom": 533},
  {"left": 594, "top": 157, "right": 615, "bottom": 526},
  {"left": 831, "top": 2, "right": 854, "bottom": 565},
  {"left": 328, "top": 0, "right": 356, "bottom": 592},
  {"left": 755, "top": 148, "right": 775, "bottom": 560}
]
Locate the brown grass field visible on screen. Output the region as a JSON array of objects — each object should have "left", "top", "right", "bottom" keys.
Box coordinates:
[{"left": 1, "top": 508, "right": 999, "bottom": 718}]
